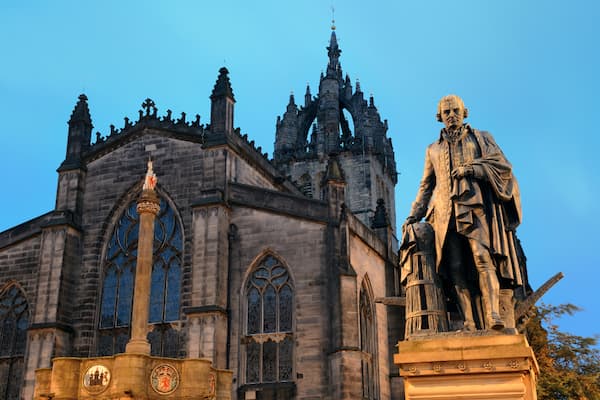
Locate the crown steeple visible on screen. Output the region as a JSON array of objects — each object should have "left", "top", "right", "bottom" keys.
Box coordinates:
[{"left": 273, "top": 28, "right": 398, "bottom": 230}]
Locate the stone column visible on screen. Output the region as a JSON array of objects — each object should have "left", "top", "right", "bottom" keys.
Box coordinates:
[{"left": 125, "top": 187, "right": 160, "bottom": 355}]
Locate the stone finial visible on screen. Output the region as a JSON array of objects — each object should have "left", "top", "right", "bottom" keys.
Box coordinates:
[
  {"left": 210, "top": 67, "right": 236, "bottom": 134},
  {"left": 324, "top": 153, "right": 345, "bottom": 183},
  {"left": 305, "top": 84, "right": 312, "bottom": 106},
  {"left": 372, "top": 198, "right": 390, "bottom": 229},
  {"left": 69, "top": 94, "right": 93, "bottom": 127},
  {"left": 60, "top": 94, "right": 93, "bottom": 169},
  {"left": 210, "top": 67, "right": 235, "bottom": 101},
  {"left": 143, "top": 159, "right": 158, "bottom": 191}
]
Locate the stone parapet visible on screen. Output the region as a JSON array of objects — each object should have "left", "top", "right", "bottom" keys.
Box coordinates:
[{"left": 34, "top": 354, "right": 232, "bottom": 400}]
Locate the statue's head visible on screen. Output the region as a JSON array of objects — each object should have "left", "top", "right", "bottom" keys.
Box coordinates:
[{"left": 436, "top": 95, "right": 469, "bottom": 130}]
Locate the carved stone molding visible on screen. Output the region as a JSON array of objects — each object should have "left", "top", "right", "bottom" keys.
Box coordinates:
[{"left": 137, "top": 200, "right": 160, "bottom": 215}]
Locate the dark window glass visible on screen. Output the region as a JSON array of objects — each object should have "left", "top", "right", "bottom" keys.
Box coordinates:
[
  {"left": 148, "top": 324, "right": 180, "bottom": 358},
  {"left": 247, "top": 288, "right": 261, "bottom": 334},
  {"left": 262, "top": 340, "right": 277, "bottom": 382},
  {"left": 244, "top": 256, "right": 294, "bottom": 385},
  {"left": 100, "top": 267, "right": 117, "bottom": 328},
  {"left": 246, "top": 341, "right": 260, "bottom": 383},
  {"left": 0, "top": 285, "right": 29, "bottom": 400},
  {"left": 163, "top": 326, "right": 180, "bottom": 358},
  {"left": 263, "top": 285, "right": 277, "bottom": 333},
  {"left": 279, "top": 285, "right": 293, "bottom": 332},
  {"left": 97, "top": 334, "right": 113, "bottom": 357},
  {"left": 115, "top": 331, "right": 129, "bottom": 354},
  {"left": 150, "top": 261, "right": 166, "bottom": 323},
  {"left": 279, "top": 336, "right": 293, "bottom": 381},
  {"left": 165, "top": 261, "right": 181, "bottom": 321},
  {"left": 98, "top": 197, "right": 182, "bottom": 356},
  {"left": 360, "top": 285, "right": 378, "bottom": 399},
  {"left": 116, "top": 266, "right": 134, "bottom": 327}
]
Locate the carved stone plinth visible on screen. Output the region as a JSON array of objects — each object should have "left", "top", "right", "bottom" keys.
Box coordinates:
[
  {"left": 394, "top": 334, "right": 538, "bottom": 400},
  {"left": 33, "top": 353, "right": 232, "bottom": 399}
]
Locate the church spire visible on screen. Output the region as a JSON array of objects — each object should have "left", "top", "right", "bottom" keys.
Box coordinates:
[{"left": 326, "top": 28, "right": 341, "bottom": 77}]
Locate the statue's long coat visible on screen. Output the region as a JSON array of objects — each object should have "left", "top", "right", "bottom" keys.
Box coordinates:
[{"left": 409, "top": 127, "right": 525, "bottom": 287}]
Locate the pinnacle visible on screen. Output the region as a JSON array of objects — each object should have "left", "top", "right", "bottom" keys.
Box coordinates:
[
  {"left": 324, "top": 154, "right": 345, "bottom": 183},
  {"left": 372, "top": 198, "right": 390, "bottom": 229},
  {"left": 211, "top": 67, "right": 235, "bottom": 100},
  {"left": 69, "top": 93, "right": 93, "bottom": 127}
]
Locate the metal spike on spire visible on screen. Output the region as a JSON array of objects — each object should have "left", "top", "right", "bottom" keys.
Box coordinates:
[{"left": 331, "top": 5, "right": 336, "bottom": 30}]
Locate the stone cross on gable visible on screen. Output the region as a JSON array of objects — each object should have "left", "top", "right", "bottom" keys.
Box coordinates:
[{"left": 142, "top": 98, "right": 157, "bottom": 117}]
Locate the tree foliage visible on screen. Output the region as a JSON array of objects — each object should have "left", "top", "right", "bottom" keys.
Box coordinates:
[{"left": 525, "top": 303, "right": 600, "bottom": 400}]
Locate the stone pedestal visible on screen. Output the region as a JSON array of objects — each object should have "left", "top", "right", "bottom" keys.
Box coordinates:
[{"left": 394, "top": 334, "right": 538, "bottom": 400}]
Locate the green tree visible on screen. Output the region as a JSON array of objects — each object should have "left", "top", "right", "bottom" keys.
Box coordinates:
[{"left": 525, "top": 303, "right": 600, "bottom": 400}]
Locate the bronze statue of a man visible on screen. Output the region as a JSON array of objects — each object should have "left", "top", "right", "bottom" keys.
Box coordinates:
[{"left": 405, "top": 95, "right": 525, "bottom": 331}]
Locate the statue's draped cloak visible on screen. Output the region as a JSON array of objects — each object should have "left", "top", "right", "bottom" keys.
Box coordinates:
[{"left": 409, "top": 126, "right": 524, "bottom": 287}]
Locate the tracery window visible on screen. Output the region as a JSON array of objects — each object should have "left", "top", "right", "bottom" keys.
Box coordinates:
[
  {"left": 98, "top": 197, "right": 182, "bottom": 356},
  {"left": 360, "top": 284, "right": 378, "bottom": 399},
  {"left": 244, "top": 256, "right": 294, "bottom": 386},
  {"left": 0, "top": 285, "right": 28, "bottom": 400},
  {"left": 297, "top": 173, "right": 313, "bottom": 198}
]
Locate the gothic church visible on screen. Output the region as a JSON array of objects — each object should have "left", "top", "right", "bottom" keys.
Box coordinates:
[{"left": 0, "top": 29, "right": 403, "bottom": 399}]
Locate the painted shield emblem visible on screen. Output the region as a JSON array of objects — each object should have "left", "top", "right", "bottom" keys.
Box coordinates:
[
  {"left": 151, "top": 364, "right": 180, "bottom": 395},
  {"left": 83, "top": 364, "right": 111, "bottom": 393}
]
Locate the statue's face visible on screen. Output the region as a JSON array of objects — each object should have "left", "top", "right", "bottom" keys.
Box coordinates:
[{"left": 439, "top": 97, "right": 465, "bottom": 131}]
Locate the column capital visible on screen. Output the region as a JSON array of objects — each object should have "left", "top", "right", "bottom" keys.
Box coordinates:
[{"left": 137, "top": 189, "right": 160, "bottom": 215}]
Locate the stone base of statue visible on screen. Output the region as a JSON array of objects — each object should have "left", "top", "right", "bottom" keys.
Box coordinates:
[
  {"left": 394, "top": 333, "right": 538, "bottom": 400},
  {"left": 33, "top": 353, "right": 232, "bottom": 399}
]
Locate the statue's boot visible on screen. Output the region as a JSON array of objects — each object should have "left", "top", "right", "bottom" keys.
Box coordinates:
[
  {"left": 455, "top": 286, "right": 476, "bottom": 331},
  {"left": 479, "top": 270, "right": 505, "bottom": 330}
]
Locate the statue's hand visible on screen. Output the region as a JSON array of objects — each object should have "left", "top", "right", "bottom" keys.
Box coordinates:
[
  {"left": 451, "top": 165, "right": 474, "bottom": 179},
  {"left": 403, "top": 216, "right": 418, "bottom": 231}
]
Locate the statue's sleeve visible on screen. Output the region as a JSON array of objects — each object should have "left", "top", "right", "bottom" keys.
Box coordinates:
[{"left": 409, "top": 146, "right": 435, "bottom": 220}]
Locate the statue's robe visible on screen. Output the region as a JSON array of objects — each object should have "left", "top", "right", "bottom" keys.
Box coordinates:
[{"left": 409, "top": 125, "right": 525, "bottom": 287}]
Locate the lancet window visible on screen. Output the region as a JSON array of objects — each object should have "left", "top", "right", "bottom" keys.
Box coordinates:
[
  {"left": 360, "top": 283, "right": 378, "bottom": 399},
  {"left": 0, "top": 284, "right": 28, "bottom": 400},
  {"left": 98, "top": 197, "right": 182, "bottom": 357},
  {"left": 244, "top": 256, "right": 294, "bottom": 389}
]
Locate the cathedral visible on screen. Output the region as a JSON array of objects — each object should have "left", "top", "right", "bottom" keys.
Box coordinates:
[{"left": 0, "top": 29, "right": 403, "bottom": 399}]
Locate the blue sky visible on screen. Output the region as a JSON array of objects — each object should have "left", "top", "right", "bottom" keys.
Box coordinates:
[{"left": 1, "top": 1, "right": 598, "bottom": 340}]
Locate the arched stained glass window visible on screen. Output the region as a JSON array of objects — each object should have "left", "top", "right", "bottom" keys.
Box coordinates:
[
  {"left": 0, "top": 285, "right": 28, "bottom": 400},
  {"left": 360, "top": 284, "right": 379, "bottom": 399},
  {"left": 98, "top": 197, "right": 182, "bottom": 357},
  {"left": 244, "top": 256, "right": 294, "bottom": 387}
]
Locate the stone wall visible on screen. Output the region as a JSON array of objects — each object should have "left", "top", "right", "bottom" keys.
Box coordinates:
[
  {"left": 282, "top": 152, "right": 397, "bottom": 231},
  {"left": 0, "top": 235, "right": 41, "bottom": 313},
  {"left": 228, "top": 207, "right": 329, "bottom": 398}
]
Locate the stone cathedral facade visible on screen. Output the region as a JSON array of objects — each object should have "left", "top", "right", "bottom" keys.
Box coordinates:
[{"left": 0, "top": 30, "right": 404, "bottom": 399}]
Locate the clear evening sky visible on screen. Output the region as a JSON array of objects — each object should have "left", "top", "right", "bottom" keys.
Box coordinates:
[{"left": 1, "top": 1, "right": 598, "bottom": 341}]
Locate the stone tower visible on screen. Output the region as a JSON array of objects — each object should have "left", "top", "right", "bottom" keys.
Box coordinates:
[{"left": 273, "top": 27, "right": 398, "bottom": 232}]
